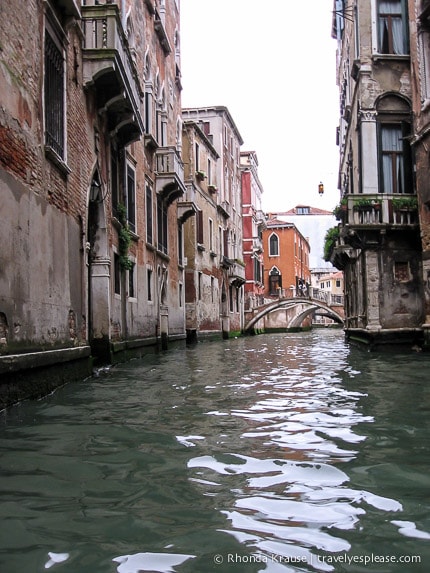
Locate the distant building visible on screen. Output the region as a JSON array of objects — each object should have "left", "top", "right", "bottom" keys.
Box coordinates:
[
  {"left": 274, "top": 205, "right": 337, "bottom": 271},
  {"left": 269, "top": 205, "right": 340, "bottom": 295},
  {"left": 240, "top": 151, "right": 266, "bottom": 310},
  {"left": 181, "top": 106, "right": 245, "bottom": 337},
  {"left": 262, "top": 218, "right": 311, "bottom": 298}
]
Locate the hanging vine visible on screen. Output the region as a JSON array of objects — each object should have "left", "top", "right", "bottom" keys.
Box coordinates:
[{"left": 116, "top": 203, "right": 134, "bottom": 270}]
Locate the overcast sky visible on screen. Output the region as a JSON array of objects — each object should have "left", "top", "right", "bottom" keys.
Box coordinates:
[{"left": 180, "top": 0, "right": 340, "bottom": 214}]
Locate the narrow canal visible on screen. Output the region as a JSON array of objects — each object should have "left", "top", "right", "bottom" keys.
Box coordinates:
[{"left": 1, "top": 330, "right": 430, "bottom": 573}]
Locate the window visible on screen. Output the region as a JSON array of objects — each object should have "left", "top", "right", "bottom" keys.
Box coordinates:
[
  {"left": 377, "top": 0, "right": 408, "bottom": 55},
  {"left": 336, "top": 279, "right": 341, "bottom": 288},
  {"left": 128, "top": 263, "right": 135, "bottom": 298},
  {"left": 195, "top": 143, "right": 200, "bottom": 172},
  {"left": 178, "top": 224, "right": 183, "bottom": 266},
  {"left": 157, "top": 196, "right": 168, "bottom": 254},
  {"left": 146, "top": 183, "right": 153, "bottom": 244},
  {"left": 179, "top": 282, "right": 183, "bottom": 307},
  {"left": 209, "top": 219, "right": 214, "bottom": 251},
  {"left": 394, "top": 261, "right": 410, "bottom": 281},
  {"left": 198, "top": 272, "right": 202, "bottom": 300},
  {"left": 44, "top": 25, "right": 64, "bottom": 158},
  {"left": 379, "top": 124, "right": 412, "bottom": 193},
  {"left": 197, "top": 210, "right": 204, "bottom": 245},
  {"left": 147, "top": 268, "right": 153, "bottom": 301},
  {"left": 269, "top": 233, "right": 279, "bottom": 256},
  {"left": 296, "top": 206, "right": 310, "bottom": 214},
  {"left": 114, "top": 253, "right": 121, "bottom": 295},
  {"left": 126, "top": 164, "right": 136, "bottom": 232},
  {"left": 111, "top": 146, "right": 120, "bottom": 215},
  {"left": 377, "top": 95, "right": 413, "bottom": 194},
  {"left": 207, "top": 158, "right": 212, "bottom": 184}
]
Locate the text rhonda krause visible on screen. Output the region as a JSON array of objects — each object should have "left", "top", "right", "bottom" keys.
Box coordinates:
[{"left": 224, "top": 553, "right": 422, "bottom": 565}]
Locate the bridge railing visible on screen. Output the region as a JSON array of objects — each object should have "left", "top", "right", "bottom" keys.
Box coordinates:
[{"left": 263, "top": 287, "right": 344, "bottom": 307}]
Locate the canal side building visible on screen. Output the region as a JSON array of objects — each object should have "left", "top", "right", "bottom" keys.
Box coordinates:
[
  {"left": 0, "top": 0, "right": 186, "bottom": 406},
  {"left": 240, "top": 151, "right": 266, "bottom": 312},
  {"left": 181, "top": 119, "right": 221, "bottom": 339},
  {"left": 181, "top": 106, "right": 246, "bottom": 338},
  {"left": 330, "top": 0, "right": 427, "bottom": 347}
]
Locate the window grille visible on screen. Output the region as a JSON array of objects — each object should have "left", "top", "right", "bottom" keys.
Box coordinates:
[{"left": 44, "top": 31, "right": 64, "bottom": 158}]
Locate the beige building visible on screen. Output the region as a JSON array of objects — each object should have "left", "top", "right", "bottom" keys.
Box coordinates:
[
  {"left": 0, "top": 0, "right": 186, "bottom": 406},
  {"left": 182, "top": 107, "right": 246, "bottom": 337},
  {"left": 331, "top": 0, "right": 426, "bottom": 347}
]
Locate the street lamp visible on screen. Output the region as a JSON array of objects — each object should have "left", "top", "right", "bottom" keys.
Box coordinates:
[
  {"left": 89, "top": 179, "right": 101, "bottom": 203},
  {"left": 318, "top": 181, "right": 324, "bottom": 196}
]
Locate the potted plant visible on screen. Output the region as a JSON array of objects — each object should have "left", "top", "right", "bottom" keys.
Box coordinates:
[
  {"left": 333, "top": 198, "right": 348, "bottom": 222},
  {"left": 196, "top": 170, "right": 206, "bottom": 181},
  {"left": 392, "top": 196, "right": 418, "bottom": 211},
  {"left": 208, "top": 184, "right": 218, "bottom": 194},
  {"left": 353, "top": 197, "right": 375, "bottom": 211}
]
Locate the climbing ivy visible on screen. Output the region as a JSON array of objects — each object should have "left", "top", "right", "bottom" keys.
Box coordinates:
[{"left": 116, "top": 204, "right": 134, "bottom": 271}]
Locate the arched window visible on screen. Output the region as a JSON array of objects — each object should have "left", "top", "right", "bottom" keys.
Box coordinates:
[
  {"left": 269, "top": 233, "right": 279, "bottom": 256},
  {"left": 376, "top": 94, "right": 413, "bottom": 194},
  {"left": 269, "top": 267, "right": 282, "bottom": 295}
]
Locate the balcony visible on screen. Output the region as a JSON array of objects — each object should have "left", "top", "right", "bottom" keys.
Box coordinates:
[
  {"left": 228, "top": 259, "right": 246, "bottom": 287},
  {"left": 217, "top": 201, "right": 231, "bottom": 220},
  {"left": 339, "top": 194, "right": 419, "bottom": 227},
  {"left": 81, "top": 2, "right": 144, "bottom": 146},
  {"left": 155, "top": 147, "right": 186, "bottom": 205}
]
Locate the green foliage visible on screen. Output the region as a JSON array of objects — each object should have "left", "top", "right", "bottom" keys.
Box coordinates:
[
  {"left": 353, "top": 197, "right": 377, "bottom": 210},
  {"left": 392, "top": 196, "right": 418, "bottom": 210},
  {"left": 116, "top": 203, "right": 134, "bottom": 271},
  {"left": 323, "top": 226, "right": 340, "bottom": 262}
]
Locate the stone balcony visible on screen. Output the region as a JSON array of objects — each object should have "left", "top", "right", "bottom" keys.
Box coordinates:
[
  {"left": 227, "top": 259, "right": 246, "bottom": 287},
  {"left": 337, "top": 194, "right": 419, "bottom": 227},
  {"left": 81, "top": 2, "right": 144, "bottom": 145},
  {"left": 155, "top": 147, "right": 186, "bottom": 205}
]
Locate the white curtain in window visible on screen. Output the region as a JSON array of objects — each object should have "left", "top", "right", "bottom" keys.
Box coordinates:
[
  {"left": 381, "top": 126, "right": 402, "bottom": 193},
  {"left": 379, "top": 1, "right": 404, "bottom": 54}
]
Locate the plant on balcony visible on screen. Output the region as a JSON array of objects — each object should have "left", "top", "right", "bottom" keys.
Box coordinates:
[
  {"left": 116, "top": 203, "right": 134, "bottom": 271},
  {"left": 195, "top": 170, "right": 206, "bottom": 181},
  {"left": 208, "top": 184, "right": 218, "bottom": 193},
  {"left": 323, "top": 226, "right": 340, "bottom": 262},
  {"left": 333, "top": 198, "right": 348, "bottom": 221},
  {"left": 353, "top": 197, "right": 380, "bottom": 211},
  {"left": 392, "top": 196, "right": 418, "bottom": 211}
]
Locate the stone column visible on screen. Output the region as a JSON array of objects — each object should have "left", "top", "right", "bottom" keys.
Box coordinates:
[
  {"left": 359, "top": 109, "right": 379, "bottom": 194},
  {"left": 90, "top": 256, "right": 111, "bottom": 358},
  {"left": 365, "top": 250, "right": 381, "bottom": 331}
]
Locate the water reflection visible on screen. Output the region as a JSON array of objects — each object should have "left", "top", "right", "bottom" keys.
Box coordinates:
[{"left": 0, "top": 330, "right": 429, "bottom": 572}]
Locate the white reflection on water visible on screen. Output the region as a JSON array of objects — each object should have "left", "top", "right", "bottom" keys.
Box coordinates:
[
  {"left": 112, "top": 552, "right": 195, "bottom": 573},
  {"left": 44, "top": 552, "right": 69, "bottom": 569}
]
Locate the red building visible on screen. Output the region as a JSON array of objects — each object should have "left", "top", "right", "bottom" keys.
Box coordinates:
[
  {"left": 240, "top": 151, "right": 266, "bottom": 309},
  {"left": 262, "top": 217, "right": 311, "bottom": 298}
]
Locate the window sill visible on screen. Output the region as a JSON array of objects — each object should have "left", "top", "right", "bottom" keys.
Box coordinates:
[
  {"left": 197, "top": 243, "right": 206, "bottom": 252},
  {"left": 45, "top": 146, "right": 71, "bottom": 177},
  {"left": 371, "top": 53, "right": 410, "bottom": 63},
  {"left": 156, "top": 249, "right": 170, "bottom": 262}
]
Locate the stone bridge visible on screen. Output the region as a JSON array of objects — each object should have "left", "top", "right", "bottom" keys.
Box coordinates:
[{"left": 244, "top": 289, "right": 344, "bottom": 333}]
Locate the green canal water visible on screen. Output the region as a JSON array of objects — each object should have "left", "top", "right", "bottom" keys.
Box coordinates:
[{"left": 0, "top": 330, "right": 429, "bottom": 572}]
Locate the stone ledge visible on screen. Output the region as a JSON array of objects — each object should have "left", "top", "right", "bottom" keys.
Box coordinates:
[{"left": 0, "top": 346, "right": 92, "bottom": 375}]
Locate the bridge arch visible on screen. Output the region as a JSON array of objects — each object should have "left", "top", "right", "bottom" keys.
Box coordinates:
[{"left": 244, "top": 297, "right": 344, "bottom": 333}]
